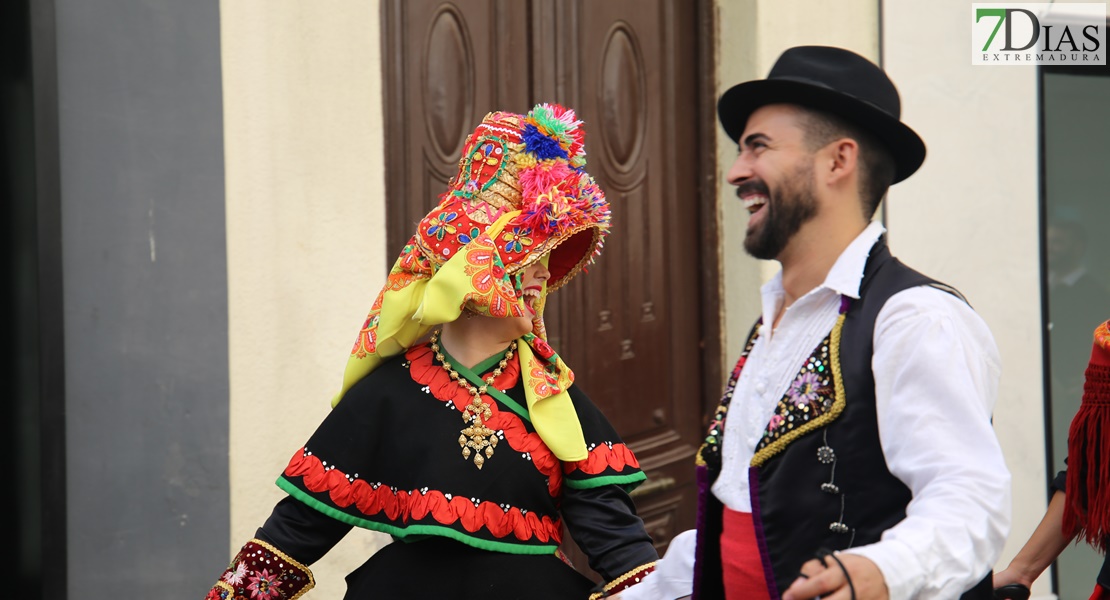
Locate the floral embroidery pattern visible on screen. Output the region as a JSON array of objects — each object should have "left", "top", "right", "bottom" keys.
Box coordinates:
[
  {"left": 757, "top": 336, "right": 836, "bottom": 450},
  {"left": 461, "top": 138, "right": 508, "bottom": 194},
  {"left": 247, "top": 569, "right": 282, "bottom": 599},
  {"left": 502, "top": 226, "right": 534, "bottom": 253},
  {"left": 751, "top": 312, "right": 848, "bottom": 468},
  {"left": 528, "top": 361, "right": 562, "bottom": 396},
  {"left": 223, "top": 561, "right": 248, "bottom": 586},
  {"left": 457, "top": 226, "right": 481, "bottom": 245},
  {"left": 206, "top": 539, "right": 313, "bottom": 600},
  {"left": 461, "top": 234, "right": 526, "bottom": 318},
  {"left": 788, "top": 371, "right": 826, "bottom": 409},
  {"left": 426, "top": 211, "right": 458, "bottom": 240}
]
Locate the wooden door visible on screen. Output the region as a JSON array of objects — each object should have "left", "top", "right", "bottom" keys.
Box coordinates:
[{"left": 382, "top": 0, "right": 717, "bottom": 581}]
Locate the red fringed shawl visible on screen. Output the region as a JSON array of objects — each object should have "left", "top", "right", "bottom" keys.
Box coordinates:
[{"left": 1065, "top": 320, "right": 1110, "bottom": 551}]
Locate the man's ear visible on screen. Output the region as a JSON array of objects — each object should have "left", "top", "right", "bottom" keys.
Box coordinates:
[{"left": 823, "top": 138, "right": 860, "bottom": 187}]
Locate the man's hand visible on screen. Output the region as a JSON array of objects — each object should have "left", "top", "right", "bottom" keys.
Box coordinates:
[{"left": 781, "top": 553, "right": 889, "bottom": 600}]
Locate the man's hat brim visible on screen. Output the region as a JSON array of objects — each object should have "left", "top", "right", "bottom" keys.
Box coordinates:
[{"left": 718, "top": 78, "right": 927, "bottom": 184}]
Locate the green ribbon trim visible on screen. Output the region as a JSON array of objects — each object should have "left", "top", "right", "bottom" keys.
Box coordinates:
[
  {"left": 564, "top": 471, "right": 647, "bottom": 492},
  {"left": 438, "top": 343, "right": 531, "bottom": 422},
  {"left": 276, "top": 476, "right": 559, "bottom": 555},
  {"left": 471, "top": 347, "right": 510, "bottom": 375}
]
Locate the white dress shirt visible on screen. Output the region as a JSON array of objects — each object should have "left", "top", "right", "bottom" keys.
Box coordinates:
[{"left": 621, "top": 222, "right": 1011, "bottom": 600}]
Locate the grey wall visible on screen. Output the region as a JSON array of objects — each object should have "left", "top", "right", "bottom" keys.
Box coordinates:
[{"left": 56, "top": 1, "right": 229, "bottom": 595}]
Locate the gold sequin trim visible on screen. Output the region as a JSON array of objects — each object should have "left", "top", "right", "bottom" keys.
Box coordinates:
[{"left": 588, "top": 561, "right": 658, "bottom": 600}]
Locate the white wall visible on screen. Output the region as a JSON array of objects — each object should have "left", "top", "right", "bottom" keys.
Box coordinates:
[
  {"left": 220, "top": 1, "right": 390, "bottom": 597},
  {"left": 882, "top": 0, "right": 1048, "bottom": 597}
]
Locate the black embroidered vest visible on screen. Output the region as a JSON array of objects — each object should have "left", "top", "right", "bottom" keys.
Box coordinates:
[{"left": 693, "top": 238, "right": 992, "bottom": 600}]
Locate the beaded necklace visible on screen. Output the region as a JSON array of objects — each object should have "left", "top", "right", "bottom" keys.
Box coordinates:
[{"left": 430, "top": 330, "right": 517, "bottom": 469}]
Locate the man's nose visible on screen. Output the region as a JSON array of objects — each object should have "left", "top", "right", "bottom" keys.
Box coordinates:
[{"left": 726, "top": 152, "right": 752, "bottom": 186}]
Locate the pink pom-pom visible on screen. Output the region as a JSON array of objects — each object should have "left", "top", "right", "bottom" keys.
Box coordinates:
[{"left": 519, "top": 160, "right": 573, "bottom": 201}]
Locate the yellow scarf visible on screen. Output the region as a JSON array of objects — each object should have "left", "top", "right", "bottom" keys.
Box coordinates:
[{"left": 333, "top": 212, "right": 587, "bottom": 461}]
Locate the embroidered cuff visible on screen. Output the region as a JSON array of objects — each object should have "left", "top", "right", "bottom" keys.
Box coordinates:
[
  {"left": 588, "top": 562, "right": 657, "bottom": 600},
  {"left": 204, "top": 538, "right": 314, "bottom": 600}
]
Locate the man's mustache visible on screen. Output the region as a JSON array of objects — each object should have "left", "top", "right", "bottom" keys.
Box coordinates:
[{"left": 735, "top": 179, "right": 770, "bottom": 199}]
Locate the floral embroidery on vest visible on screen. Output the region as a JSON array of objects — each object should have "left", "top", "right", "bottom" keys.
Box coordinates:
[{"left": 751, "top": 312, "right": 848, "bottom": 467}]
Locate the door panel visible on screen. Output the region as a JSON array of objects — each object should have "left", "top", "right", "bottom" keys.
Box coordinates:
[{"left": 535, "top": 0, "right": 704, "bottom": 572}]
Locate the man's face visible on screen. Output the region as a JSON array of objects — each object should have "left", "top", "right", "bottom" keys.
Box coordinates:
[{"left": 726, "top": 105, "right": 819, "bottom": 261}]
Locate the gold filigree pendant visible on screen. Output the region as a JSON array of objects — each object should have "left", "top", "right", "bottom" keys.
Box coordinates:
[{"left": 460, "top": 395, "right": 498, "bottom": 469}]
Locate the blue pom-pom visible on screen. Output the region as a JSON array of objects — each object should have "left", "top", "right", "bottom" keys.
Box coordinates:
[{"left": 522, "top": 124, "right": 569, "bottom": 160}]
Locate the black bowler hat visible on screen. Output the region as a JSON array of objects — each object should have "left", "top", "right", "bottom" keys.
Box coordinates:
[{"left": 718, "top": 45, "right": 926, "bottom": 183}]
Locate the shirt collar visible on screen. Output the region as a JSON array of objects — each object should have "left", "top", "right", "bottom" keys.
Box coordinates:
[
  {"left": 823, "top": 220, "right": 886, "bottom": 300},
  {"left": 760, "top": 220, "right": 886, "bottom": 311}
]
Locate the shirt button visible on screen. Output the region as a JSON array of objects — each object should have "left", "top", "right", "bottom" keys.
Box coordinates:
[{"left": 755, "top": 381, "right": 766, "bottom": 394}]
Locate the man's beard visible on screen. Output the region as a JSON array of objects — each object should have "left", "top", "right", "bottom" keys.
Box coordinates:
[{"left": 742, "top": 164, "right": 818, "bottom": 260}]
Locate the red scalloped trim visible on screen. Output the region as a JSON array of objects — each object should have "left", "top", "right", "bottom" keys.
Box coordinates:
[
  {"left": 406, "top": 344, "right": 565, "bottom": 497},
  {"left": 284, "top": 450, "right": 563, "bottom": 544},
  {"left": 564, "top": 442, "right": 642, "bottom": 475}
]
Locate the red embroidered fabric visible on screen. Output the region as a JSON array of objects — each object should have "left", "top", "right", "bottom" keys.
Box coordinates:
[{"left": 206, "top": 539, "right": 313, "bottom": 600}]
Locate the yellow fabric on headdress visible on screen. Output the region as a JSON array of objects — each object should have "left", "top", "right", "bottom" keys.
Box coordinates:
[
  {"left": 517, "top": 340, "right": 586, "bottom": 461},
  {"left": 330, "top": 210, "right": 587, "bottom": 461},
  {"left": 330, "top": 255, "right": 434, "bottom": 408},
  {"left": 416, "top": 211, "right": 519, "bottom": 325}
]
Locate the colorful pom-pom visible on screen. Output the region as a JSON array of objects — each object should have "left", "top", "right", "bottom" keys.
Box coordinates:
[
  {"left": 523, "top": 123, "right": 569, "bottom": 160},
  {"left": 523, "top": 103, "right": 586, "bottom": 163},
  {"left": 519, "top": 160, "right": 573, "bottom": 201}
]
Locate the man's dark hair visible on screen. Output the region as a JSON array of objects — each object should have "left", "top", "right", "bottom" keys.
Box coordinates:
[{"left": 797, "top": 107, "right": 896, "bottom": 218}]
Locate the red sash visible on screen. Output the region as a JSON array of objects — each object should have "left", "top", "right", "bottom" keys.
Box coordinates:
[{"left": 721, "top": 507, "right": 772, "bottom": 600}]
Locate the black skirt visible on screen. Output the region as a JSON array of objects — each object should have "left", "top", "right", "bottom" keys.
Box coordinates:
[{"left": 343, "top": 537, "right": 597, "bottom": 599}]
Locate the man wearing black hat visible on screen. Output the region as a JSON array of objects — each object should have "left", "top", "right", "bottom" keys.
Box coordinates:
[{"left": 614, "top": 46, "right": 1011, "bottom": 600}]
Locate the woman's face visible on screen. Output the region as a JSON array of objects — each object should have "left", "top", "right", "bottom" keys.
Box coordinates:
[{"left": 507, "top": 260, "right": 551, "bottom": 338}]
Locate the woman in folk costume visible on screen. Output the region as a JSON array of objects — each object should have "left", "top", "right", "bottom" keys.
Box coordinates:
[
  {"left": 204, "top": 104, "right": 658, "bottom": 600},
  {"left": 994, "top": 319, "right": 1110, "bottom": 599}
]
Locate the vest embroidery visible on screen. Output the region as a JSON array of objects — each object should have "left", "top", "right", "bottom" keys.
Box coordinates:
[
  {"left": 696, "top": 323, "right": 760, "bottom": 468},
  {"left": 751, "top": 312, "right": 848, "bottom": 467}
]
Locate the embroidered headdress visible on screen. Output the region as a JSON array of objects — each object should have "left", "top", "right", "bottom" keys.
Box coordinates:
[
  {"left": 1064, "top": 319, "right": 1110, "bottom": 550},
  {"left": 332, "top": 104, "right": 610, "bottom": 461}
]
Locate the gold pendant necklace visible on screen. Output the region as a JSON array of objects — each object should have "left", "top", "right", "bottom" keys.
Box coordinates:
[{"left": 430, "top": 331, "right": 516, "bottom": 469}]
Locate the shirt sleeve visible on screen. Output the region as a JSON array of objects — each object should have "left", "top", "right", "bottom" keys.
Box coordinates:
[
  {"left": 841, "top": 286, "right": 1011, "bottom": 600},
  {"left": 256, "top": 495, "right": 354, "bottom": 566},
  {"left": 561, "top": 484, "right": 659, "bottom": 583},
  {"left": 613, "top": 528, "right": 697, "bottom": 600}
]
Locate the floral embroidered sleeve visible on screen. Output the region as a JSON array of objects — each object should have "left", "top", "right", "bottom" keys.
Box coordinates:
[{"left": 204, "top": 539, "right": 314, "bottom": 600}]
